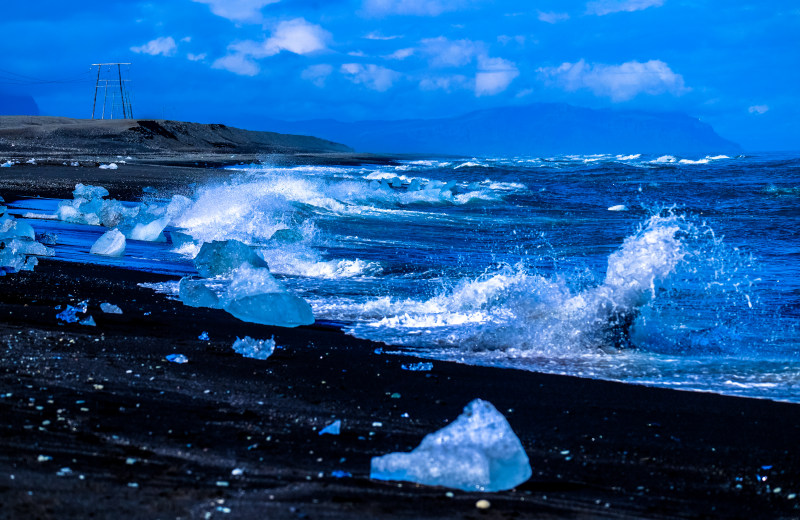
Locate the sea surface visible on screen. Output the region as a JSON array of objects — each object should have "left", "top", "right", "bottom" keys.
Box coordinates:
[{"left": 9, "top": 152, "right": 800, "bottom": 402}]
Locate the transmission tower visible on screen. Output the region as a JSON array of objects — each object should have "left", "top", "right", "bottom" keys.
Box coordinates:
[{"left": 90, "top": 63, "right": 134, "bottom": 119}]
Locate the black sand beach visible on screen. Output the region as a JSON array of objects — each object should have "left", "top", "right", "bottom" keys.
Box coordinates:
[{"left": 1, "top": 126, "right": 799, "bottom": 519}]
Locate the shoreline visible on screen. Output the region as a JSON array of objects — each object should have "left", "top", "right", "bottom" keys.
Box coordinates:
[{"left": 1, "top": 160, "right": 799, "bottom": 518}]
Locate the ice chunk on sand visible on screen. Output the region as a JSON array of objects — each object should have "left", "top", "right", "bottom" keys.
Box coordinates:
[
  {"left": 98, "top": 163, "right": 118, "bottom": 170},
  {"left": 178, "top": 277, "right": 221, "bottom": 309},
  {"left": 223, "top": 265, "right": 314, "bottom": 327},
  {"left": 128, "top": 217, "right": 168, "bottom": 242},
  {"left": 607, "top": 204, "right": 628, "bottom": 212},
  {"left": 232, "top": 336, "right": 276, "bottom": 360},
  {"left": 401, "top": 362, "right": 433, "bottom": 372},
  {"left": 370, "top": 399, "right": 531, "bottom": 492},
  {"left": 194, "top": 239, "right": 269, "bottom": 278},
  {"left": 166, "top": 354, "right": 188, "bottom": 364},
  {"left": 319, "top": 420, "right": 341, "bottom": 436},
  {"left": 100, "top": 302, "right": 123, "bottom": 314},
  {"left": 73, "top": 184, "right": 109, "bottom": 200},
  {"left": 90, "top": 229, "right": 126, "bottom": 257},
  {"left": 0, "top": 216, "right": 36, "bottom": 241}
]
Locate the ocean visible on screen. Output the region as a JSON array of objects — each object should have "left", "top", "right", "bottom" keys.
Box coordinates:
[{"left": 9, "top": 152, "right": 800, "bottom": 402}]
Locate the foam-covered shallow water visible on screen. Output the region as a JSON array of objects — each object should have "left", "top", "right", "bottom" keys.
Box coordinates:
[{"left": 9, "top": 152, "right": 800, "bottom": 402}]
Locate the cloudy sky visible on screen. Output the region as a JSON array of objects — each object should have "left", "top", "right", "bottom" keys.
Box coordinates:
[{"left": 1, "top": 0, "right": 798, "bottom": 150}]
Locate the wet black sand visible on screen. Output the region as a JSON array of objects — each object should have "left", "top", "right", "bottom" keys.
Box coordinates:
[{"left": 1, "top": 162, "right": 799, "bottom": 519}]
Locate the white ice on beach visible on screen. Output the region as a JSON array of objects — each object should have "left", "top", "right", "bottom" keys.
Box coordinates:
[
  {"left": 223, "top": 264, "right": 315, "bottom": 327},
  {"left": 370, "top": 399, "right": 531, "bottom": 492},
  {"left": 90, "top": 229, "right": 126, "bottom": 257},
  {"left": 100, "top": 302, "right": 123, "bottom": 314},
  {"left": 178, "top": 277, "right": 222, "bottom": 308},
  {"left": 0, "top": 213, "right": 53, "bottom": 274},
  {"left": 127, "top": 217, "right": 168, "bottom": 242},
  {"left": 98, "top": 163, "right": 118, "bottom": 170},
  {"left": 319, "top": 420, "right": 341, "bottom": 436},
  {"left": 608, "top": 204, "right": 628, "bottom": 211},
  {"left": 194, "top": 239, "right": 269, "bottom": 278},
  {"left": 231, "top": 336, "right": 276, "bottom": 360}
]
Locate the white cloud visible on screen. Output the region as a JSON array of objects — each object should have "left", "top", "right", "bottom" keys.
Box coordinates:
[
  {"left": 263, "top": 18, "right": 330, "bottom": 55},
  {"left": 212, "top": 54, "right": 260, "bottom": 76},
  {"left": 385, "top": 48, "right": 415, "bottom": 60},
  {"left": 475, "top": 55, "right": 519, "bottom": 96},
  {"left": 364, "top": 31, "right": 402, "bottom": 40},
  {"left": 538, "top": 11, "right": 570, "bottom": 23},
  {"left": 213, "top": 19, "right": 329, "bottom": 76},
  {"left": 130, "top": 37, "right": 177, "bottom": 56},
  {"left": 419, "top": 74, "right": 468, "bottom": 92},
  {"left": 302, "top": 64, "right": 333, "bottom": 87},
  {"left": 187, "top": 53, "right": 207, "bottom": 62},
  {"left": 748, "top": 105, "right": 769, "bottom": 115},
  {"left": 193, "top": 0, "right": 280, "bottom": 23},
  {"left": 420, "top": 37, "right": 482, "bottom": 67},
  {"left": 362, "top": 0, "right": 476, "bottom": 17},
  {"left": 341, "top": 63, "right": 400, "bottom": 91},
  {"left": 538, "top": 59, "right": 688, "bottom": 101},
  {"left": 586, "top": 0, "right": 664, "bottom": 16}
]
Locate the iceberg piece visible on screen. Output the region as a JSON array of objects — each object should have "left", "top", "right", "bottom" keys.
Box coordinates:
[
  {"left": 79, "top": 315, "right": 96, "bottom": 326},
  {"left": 128, "top": 217, "right": 168, "bottom": 242},
  {"left": 178, "top": 277, "right": 221, "bottom": 308},
  {"left": 4, "top": 238, "right": 54, "bottom": 257},
  {"left": 194, "top": 239, "right": 269, "bottom": 278},
  {"left": 98, "top": 163, "right": 118, "bottom": 170},
  {"left": 319, "top": 420, "right": 341, "bottom": 436},
  {"left": 223, "top": 266, "right": 314, "bottom": 327},
  {"left": 166, "top": 354, "right": 189, "bottom": 364},
  {"left": 99, "top": 199, "right": 139, "bottom": 228},
  {"left": 232, "top": 336, "right": 276, "bottom": 360},
  {"left": 0, "top": 216, "right": 36, "bottom": 241},
  {"left": 370, "top": 399, "right": 532, "bottom": 492},
  {"left": 56, "top": 305, "right": 81, "bottom": 323},
  {"left": 401, "top": 362, "right": 433, "bottom": 372},
  {"left": 198, "top": 331, "right": 210, "bottom": 341},
  {"left": 607, "top": 204, "right": 628, "bottom": 212},
  {"left": 90, "top": 229, "right": 126, "bottom": 257},
  {"left": 100, "top": 302, "right": 123, "bottom": 314},
  {"left": 73, "top": 184, "right": 109, "bottom": 199}
]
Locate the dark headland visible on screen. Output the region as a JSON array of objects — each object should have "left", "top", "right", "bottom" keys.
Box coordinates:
[{"left": 0, "top": 119, "right": 797, "bottom": 520}]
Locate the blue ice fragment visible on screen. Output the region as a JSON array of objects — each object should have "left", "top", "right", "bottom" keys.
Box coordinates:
[
  {"left": 401, "top": 362, "right": 433, "bottom": 372},
  {"left": 166, "top": 354, "right": 189, "bottom": 364},
  {"left": 198, "top": 331, "right": 209, "bottom": 341},
  {"left": 331, "top": 470, "right": 351, "bottom": 478},
  {"left": 761, "top": 465, "right": 773, "bottom": 470},
  {"left": 56, "top": 306, "right": 80, "bottom": 323},
  {"left": 79, "top": 315, "right": 96, "bottom": 327},
  {"left": 373, "top": 348, "right": 383, "bottom": 355},
  {"left": 370, "top": 399, "right": 532, "bottom": 492},
  {"left": 319, "top": 420, "right": 341, "bottom": 436}
]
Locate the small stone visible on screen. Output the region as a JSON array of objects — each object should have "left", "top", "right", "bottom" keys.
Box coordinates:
[{"left": 476, "top": 499, "right": 491, "bottom": 510}]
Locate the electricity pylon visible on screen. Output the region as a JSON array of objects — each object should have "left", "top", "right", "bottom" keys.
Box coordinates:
[{"left": 90, "top": 63, "right": 134, "bottom": 119}]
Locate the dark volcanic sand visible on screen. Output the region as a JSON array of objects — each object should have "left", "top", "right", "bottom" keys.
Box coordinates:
[{"left": 1, "top": 162, "right": 799, "bottom": 519}]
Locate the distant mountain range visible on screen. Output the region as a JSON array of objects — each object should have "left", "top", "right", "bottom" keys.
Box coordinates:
[
  {"left": 0, "top": 92, "right": 39, "bottom": 116},
  {"left": 263, "top": 103, "right": 741, "bottom": 156}
]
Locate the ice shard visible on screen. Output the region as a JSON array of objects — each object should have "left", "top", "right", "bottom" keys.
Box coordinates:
[
  {"left": 90, "top": 229, "right": 126, "bottom": 257},
  {"left": 370, "top": 399, "right": 531, "bottom": 492},
  {"left": 194, "top": 239, "right": 269, "bottom": 278},
  {"left": 222, "top": 265, "right": 314, "bottom": 327}
]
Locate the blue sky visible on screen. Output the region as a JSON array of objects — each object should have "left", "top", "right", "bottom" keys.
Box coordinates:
[{"left": 1, "top": 0, "right": 798, "bottom": 150}]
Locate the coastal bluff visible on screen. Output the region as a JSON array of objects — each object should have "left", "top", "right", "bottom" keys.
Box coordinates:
[{"left": 0, "top": 116, "right": 353, "bottom": 156}]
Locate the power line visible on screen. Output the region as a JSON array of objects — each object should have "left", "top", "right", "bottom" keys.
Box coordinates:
[{"left": 90, "top": 63, "right": 134, "bottom": 119}]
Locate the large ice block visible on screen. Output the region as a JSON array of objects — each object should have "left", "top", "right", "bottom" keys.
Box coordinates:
[
  {"left": 178, "top": 277, "right": 221, "bottom": 309},
  {"left": 370, "top": 399, "right": 531, "bottom": 492},
  {"left": 222, "top": 266, "right": 314, "bottom": 327},
  {"left": 90, "top": 229, "right": 126, "bottom": 257},
  {"left": 194, "top": 239, "right": 269, "bottom": 278}
]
